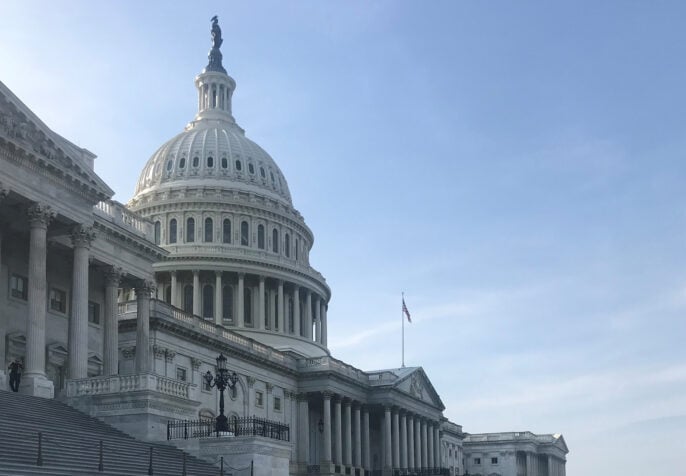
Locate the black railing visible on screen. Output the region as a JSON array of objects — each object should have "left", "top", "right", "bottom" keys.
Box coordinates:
[
  {"left": 395, "top": 469, "right": 449, "bottom": 476},
  {"left": 167, "top": 417, "right": 290, "bottom": 442}
]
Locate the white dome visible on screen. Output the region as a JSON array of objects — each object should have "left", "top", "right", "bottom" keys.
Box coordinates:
[{"left": 133, "top": 119, "right": 292, "bottom": 205}]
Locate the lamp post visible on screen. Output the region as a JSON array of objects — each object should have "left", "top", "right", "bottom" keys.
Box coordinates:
[{"left": 204, "top": 353, "right": 239, "bottom": 433}]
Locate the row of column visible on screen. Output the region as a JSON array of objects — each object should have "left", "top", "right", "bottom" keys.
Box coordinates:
[
  {"left": 17, "top": 202, "right": 153, "bottom": 397},
  {"left": 299, "top": 392, "right": 441, "bottom": 471},
  {"left": 164, "top": 270, "right": 328, "bottom": 346},
  {"left": 526, "top": 453, "right": 566, "bottom": 476}
]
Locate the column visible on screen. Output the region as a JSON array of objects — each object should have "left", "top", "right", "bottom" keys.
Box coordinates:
[
  {"left": 408, "top": 415, "right": 415, "bottom": 469},
  {"left": 305, "top": 290, "right": 313, "bottom": 339},
  {"left": 384, "top": 406, "right": 392, "bottom": 469},
  {"left": 214, "top": 271, "right": 223, "bottom": 325},
  {"left": 421, "top": 419, "right": 428, "bottom": 469},
  {"left": 353, "top": 403, "right": 362, "bottom": 468},
  {"left": 362, "top": 406, "right": 370, "bottom": 469},
  {"left": 547, "top": 455, "right": 553, "bottom": 476},
  {"left": 392, "top": 408, "right": 400, "bottom": 469},
  {"left": 344, "top": 400, "right": 352, "bottom": 466},
  {"left": 170, "top": 271, "right": 178, "bottom": 307},
  {"left": 192, "top": 270, "right": 201, "bottom": 316},
  {"left": 135, "top": 281, "right": 154, "bottom": 373},
  {"left": 298, "top": 394, "right": 310, "bottom": 464},
  {"left": 434, "top": 425, "right": 441, "bottom": 469},
  {"left": 258, "top": 276, "right": 266, "bottom": 330},
  {"left": 427, "top": 422, "right": 434, "bottom": 468},
  {"left": 400, "top": 412, "right": 408, "bottom": 469},
  {"left": 277, "top": 280, "right": 285, "bottom": 333},
  {"left": 314, "top": 295, "right": 321, "bottom": 343},
  {"left": 414, "top": 416, "right": 422, "bottom": 469},
  {"left": 322, "top": 392, "right": 333, "bottom": 463},
  {"left": 237, "top": 273, "right": 245, "bottom": 327},
  {"left": 103, "top": 267, "right": 122, "bottom": 375},
  {"left": 22, "top": 204, "right": 55, "bottom": 397},
  {"left": 293, "top": 286, "right": 301, "bottom": 336},
  {"left": 334, "top": 396, "right": 343, "bottom": 464},
  {"left": 321, "top": 302, "right": 328, "bottom": 346},
  {"left": 68, "top": 225, "right": 94, "bottom": 379}
]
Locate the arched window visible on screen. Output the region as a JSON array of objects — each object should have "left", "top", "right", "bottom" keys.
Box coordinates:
[
  {"left": 272, "top": 229, "right": 279, "bottom": 253},
  {"left": 295, "top": 238, "right": 299, "bottom": 260},
  {"left": 186, "top": 218, "right": 195, "bottom": 243},
  {"left": 183, "top": 285, "right": 193, "bottom": 314},
  {"left": 168, "top": 219, "right": 177, "bottom": 244},
  {"left": 235, "top": 160, "right": 242, "bottom": 171},
  {"left": 166, "top": 160, "right": 173, "bottom": 171},
  {"left": 179, "top": 157, "right": 186, "bottom": 169},
  {"left": 244, "top": 288, "right": 252, "bottom": 325},
  {"left": 222, "top": 285, "right": 233, "bottom": 321},
  {"left": 202, "top": 284, "right": 214, "bottom": 319},
  {"left": 288, "top": 297, "right": 294, "bottom": 333},
  {"left": 284, "top": 233, "right": 290, "bottom": 258},
  {"left": 260, "top": 167, "right": 266, "bottom": 178},
  {"left": 154, "top": 221, "right": 161, "bottom": 245},
  {"left": 264, "top": 293, "right": 269, "bottom": 328},
  {"left": 204, "top": 217, "right": 213, "bottom": 242},
  {"left": 273, "top": 294, "right": 279, "bottom": 330},
  {"left": 221, "top": 157, "right": 228, "bottom": 169},
  {"left": 207, "top": 156, "right": 214, "bottom": 168},
  {"left": 241, "top": 221, "right": 249, "bottom": 246},
  {"left": 248, "top": 163, "right": 255, "bottom": 174},
  {"left": 223, "top": 219, "right": 231, "bottom": 244},
  {"left": 192, "top": 156, "right": 199, "bottom": 167},
  {"left": 257, "top": 224, "right": 265, "bottom": 249}
]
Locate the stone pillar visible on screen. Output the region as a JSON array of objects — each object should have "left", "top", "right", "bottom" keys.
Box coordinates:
[
  {"left": 170, "top": 271, "right": 178, "bottom": 307},
  {"left": 334, "top": 396, "right": 343, "bottom": 464},
  {"left": 362, "top": 406, "right": 370, "bottom": 469},
  {"left": 68, "top": 225, "right": 94, "bottom": 379},
  {"left": 214, "top": 271, "right": 222, "bottom": 325},
  {"left": 192, "top": 270, "right": 200, "bottom": 316},
  {"left": 237, "top": 273, "right": 245, "bottom": 327},
  {"left": 353, "top": 403, "right": 362, "bottom": 468},
  {"left": 321, "top": 302, "right": 328, "bottom": 346},
  {"left": 408, "top": 415, "right": 415, "bottom": 469},
  {"left": 322, "top": 392, "right": 333, "bottom": 463},
  {"left": 258, "top": 276, "right": 266, "bottom": 330},
  {"left": 547, "top": 455, "right": 553, "bottom": 476},
  {"left": 103, "top": 267, "right": 122, "bottom": 376},
  {"left": 134, "top": 281, "right": 154, "bottom": 373},
  {"left": 22, "top": 204, "right": 55, "bottom": 397},
  {"left": 427, "top": 422, "right": 434, "bottom": 468},
  {"left": 434, "top": 425, "right": 441, "bottom": 469},
  {"left": 344, "top": 400, "right": 352, "bottom": 466},
  {"left": 414, "top": 416, "right": 422, "bottom": 469},
  {"left": 421, "top": 419, "right": 428, "bottom": 469},
  {"left": 305, "top": 290, "right": 312, "bottom": 339},
  {"left": 293, "top": 286, "right": 301, "bottom": 336},
  {"left": 277, "top": 280, "right": 285, "bottom": 333},
  {"left": 314, "top": 295, "right": 321, "bottom": 343},
  {"left": 298, "top": 394, "right": 310, "bottom": 465},
  {"left": 392, "top": 408, "right": 400, "bottom": 469},
  {"left": 384, "top": 406, "right": 392, "bottom": 469},
  {"left": 400, "top": 412, "right": 408, "bottom": 469},
  {"left": 526, "top": 453, "right": 533, "bottom": 476}
]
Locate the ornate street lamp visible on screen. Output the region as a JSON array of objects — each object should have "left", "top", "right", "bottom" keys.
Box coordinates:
[{"left": 204, "top": 353, "right": 239, "bottom": 433}]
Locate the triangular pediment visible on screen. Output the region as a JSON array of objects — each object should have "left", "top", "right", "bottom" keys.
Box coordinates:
[
  {"left": 394, "top": 367, "right": 445, "bottom": 410},
  {"left": 0, "top": 80, "right": 113, "bottom": 202}
]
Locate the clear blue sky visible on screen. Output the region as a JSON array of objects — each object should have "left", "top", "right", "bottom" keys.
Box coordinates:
[{"left": 2, "top": 2, "right": 685, "bottom": 474}]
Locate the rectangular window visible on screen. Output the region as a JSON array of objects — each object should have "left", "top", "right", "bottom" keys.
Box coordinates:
[
  {"left": 176, "top": 367, "right": 187, "bottom": 382},
  {"left": 88, "top": 301, "right": 101, "bottom": 325},
  {"left": 491, "top": 457, "right": 498, "bottom": 465},
  {"left": 10, "top": 274, "right": 28, "bottom": 300},
  {"left": 474, "top": 458, "right": 481, "bottom": 465},
  {"left": 203, "top": 376, "right": 212, "bottom": 392},
  {"left": 274, "top": 396, "right": 281, "bottom": 412},
  {"left": 49, "top": 288, "right": 67, "bottom": 313},
  {"left": 255, "top": 390, "right": 264, "bottom": 407}
]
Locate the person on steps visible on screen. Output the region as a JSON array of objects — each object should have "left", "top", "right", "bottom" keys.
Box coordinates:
[{"left": 8, "top": 359, "right": 23, "bottom": 392}]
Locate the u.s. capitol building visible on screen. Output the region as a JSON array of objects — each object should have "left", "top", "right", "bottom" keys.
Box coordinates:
[{"left": 0, "top": 19, "right": 568, "bottom": 476}]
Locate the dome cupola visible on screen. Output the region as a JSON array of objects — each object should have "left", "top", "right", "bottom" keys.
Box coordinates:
[{"left": 128, "top": 17, "right": 330, "bottom": 358}]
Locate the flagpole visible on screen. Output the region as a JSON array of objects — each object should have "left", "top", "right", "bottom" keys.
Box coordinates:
[{"left": 401, "top": 292, "right": 405, "bottom": 368}]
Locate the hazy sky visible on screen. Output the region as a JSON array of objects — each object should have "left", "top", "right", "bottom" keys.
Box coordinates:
[{"left": 2, "top": 1, "right": 685, "bottom": 474}]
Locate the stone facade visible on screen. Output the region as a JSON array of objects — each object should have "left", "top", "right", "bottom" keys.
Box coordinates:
[{"left": 0, "top": 20, "right": 568, "bottom": 476}]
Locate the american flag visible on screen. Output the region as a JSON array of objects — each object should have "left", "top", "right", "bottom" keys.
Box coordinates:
[{"left": 402, "top": 298, "right": 412, "bottom": 323}]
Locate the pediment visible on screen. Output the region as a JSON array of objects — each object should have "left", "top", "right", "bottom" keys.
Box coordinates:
[
  {"left": 0, "top": 80, "right": 113, "bottom": 201},
  {"left": 395, "top": 367, "right": 445, "bottom": 410}
]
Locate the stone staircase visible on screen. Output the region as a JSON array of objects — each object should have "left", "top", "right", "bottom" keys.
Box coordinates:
[{"left": 0, "top": 390, "right": 222, "bottom": 475}]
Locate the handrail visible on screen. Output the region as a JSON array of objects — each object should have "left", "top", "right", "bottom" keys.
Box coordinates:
[{"left": 167, "top": 416, "right": 290, "bottom": 442}]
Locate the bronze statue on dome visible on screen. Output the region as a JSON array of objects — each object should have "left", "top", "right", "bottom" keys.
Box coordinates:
[{"left": 211, "top": 15, "right": 223, "bottom": 50}]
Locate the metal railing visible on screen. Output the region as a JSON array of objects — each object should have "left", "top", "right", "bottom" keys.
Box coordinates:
[{"left": 167, "top": 417, "right": 290, "bottom": 442}]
